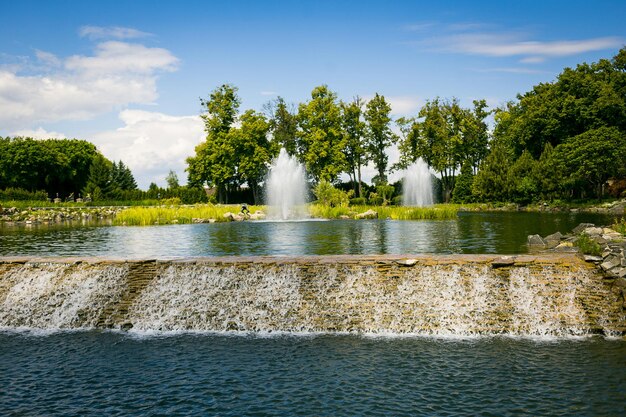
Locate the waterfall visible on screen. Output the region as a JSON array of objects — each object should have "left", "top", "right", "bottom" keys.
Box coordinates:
[{"left": 0, "top": 256, "right": 622, "bottom": 337}]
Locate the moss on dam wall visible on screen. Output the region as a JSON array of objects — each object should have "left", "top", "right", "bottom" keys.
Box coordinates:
[{"left": 0, "top": 254, "right": 624, "bottom": 336}]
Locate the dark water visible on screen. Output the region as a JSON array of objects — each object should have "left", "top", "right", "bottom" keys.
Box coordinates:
[
  {"left": 0, "top": 211, "right": 616, "bottom": 257},
  {"left": 0, "top": 332, "right": 624, "bottom": 416}
]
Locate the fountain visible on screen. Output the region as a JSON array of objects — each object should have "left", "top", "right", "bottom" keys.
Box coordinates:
[
  {"left": 403, "top": 158, "right": 434, "bottom": 206},
  {"left": 266, "top": 148, "right": 308, "bottom": 220}
]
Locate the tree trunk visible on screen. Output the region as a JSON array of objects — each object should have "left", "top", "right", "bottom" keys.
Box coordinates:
[{"left": 357, "top": 165, "right": 363, "bottom": 198}]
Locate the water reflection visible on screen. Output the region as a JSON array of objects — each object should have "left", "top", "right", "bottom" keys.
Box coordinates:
[{"left": 0, "top": 211, "right": 617, "bottom": 257}]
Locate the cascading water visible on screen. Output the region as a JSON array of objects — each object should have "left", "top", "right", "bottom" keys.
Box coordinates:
[
  {"left": 266, "top": 149, "right": 308, "bottom": 220},
  {"left": 403, "top": 158, "right": 434, "bottom": 206},
  {"left": 0, "top": 256, "right": 622, "bottom": 336}
]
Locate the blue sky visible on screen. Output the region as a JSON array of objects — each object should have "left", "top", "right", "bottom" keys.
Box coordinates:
[{"left": 1, "top": 0, "right": 625, "bottom": 187}]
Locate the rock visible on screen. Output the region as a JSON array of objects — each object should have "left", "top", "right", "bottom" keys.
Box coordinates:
[
  {"left": 544, "top": 232, "right": 563, "bottom": 248},
  {"left": 223, "top": 212, "right": 243, "bottom": 221},
  {"left": 601, "top": 255, "right": 622, "bottom": 271},
  {"left": 555, "top": 242, "right": 577, "bottom": 252},
  {"left": 583, "top": 227, "right": 604, "bottom": 236},
  {"left": 355, "top": 209, "right": 378, "bottom": 219},
  {"left": 572, "top": 223, "right": 595, "bottom": 234},
  {"left": 491, "top": 257, "right": 515, "bottom": 268},
  {"left": 527, "top": 234, "right": 546, "bottom": 247},
  {"left": 396, "top": 259, "right": 417, "bottom": 267},
  {"left": 249, "top": 210, "right": 266, "bottom": 220},
  {"left": 583, "top": 255, "right": 603, "bottom": 262},
  {"left": 339, "top": 215, "right": 351, "bottom": 220}
]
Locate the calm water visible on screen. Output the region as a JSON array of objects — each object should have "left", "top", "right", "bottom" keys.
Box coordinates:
[
  {"left": 0, "top": 332, "right": 624, "bottom": 416},
  {"left": 0, "top": 211, "right": 616, "bottom": 257}
]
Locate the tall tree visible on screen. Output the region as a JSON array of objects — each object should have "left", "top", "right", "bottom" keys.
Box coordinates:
[
  {"left": 229, "top": 109, "right": 276, "bottom": 204},
  {"left": 187, "top": 84, "right": 241, "bottom": 203},
  {"left": 341, "top": 96, "right": 367, "bottom": 197},
  {"left": 265, "top": 96, "right": 298, "bottom": 156},
  {"left": 296, "top": 85, "right": 345, "bottom": 182},
  {"left": 83, "top": 153, "right": 114, "bottom": 200},
  {"left": 365, "top": 93, "right": 396, "bottom": 185},
  {"left": 165, "top": 170, "right": 180, "bottom": 189}
]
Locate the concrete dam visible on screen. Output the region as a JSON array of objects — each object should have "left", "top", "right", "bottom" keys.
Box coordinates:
[{"left": 1, "top": 255, "right": 624, "bottom": 336}]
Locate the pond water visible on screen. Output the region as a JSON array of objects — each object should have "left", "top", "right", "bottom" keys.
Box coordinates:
[
  {"left": 1, "top": 332, "right": 624, "bottom": 416},
  {"left": 1, "top": 211, "right": 624, "bottom": 416},
  {"left": 0, "top": 211, "right": 616, "bottom": 257}
]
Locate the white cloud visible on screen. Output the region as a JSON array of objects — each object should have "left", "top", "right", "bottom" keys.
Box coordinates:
[
  {"left": 386, "top": 96, "right": 423, "bottom": 116},
  {"left": 9, "top": 127, "right": 66, "bottom": 139},
  {"left": 0, "top": 41, "right": 179, "bottom": 128},
  {"left": 409, "top": 22, "right": 624, "bottom": 63},
  {"left": 79, "top": 26, "right": 152, "bottom": 40},
  {"left": 91, "top": 110, "right": 205, "bottom": 188}
]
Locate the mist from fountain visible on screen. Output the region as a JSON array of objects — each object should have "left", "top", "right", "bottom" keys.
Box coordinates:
[
  {"left": 403, "top": 158, "right": 434, "bottom": 206},
  {"left": 266, "top": 148, "right": 308, "bottom": 220}
]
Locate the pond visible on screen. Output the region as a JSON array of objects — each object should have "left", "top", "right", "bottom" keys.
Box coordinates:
[{"left": 0, "top": 211, "right": 617, "bottom": 257}]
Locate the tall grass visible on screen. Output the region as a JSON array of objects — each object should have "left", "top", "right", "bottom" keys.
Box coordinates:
[
  {"left": 308, "top": 204, "right": 459, "bottom": 220},
  {"left": 114, "top": 204, "right": 265, "bottom": 226}
]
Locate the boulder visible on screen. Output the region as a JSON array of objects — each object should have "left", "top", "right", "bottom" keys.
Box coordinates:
[
  {"left": 249, "top": 211, "right": 266, "bottom": 220},
  {"left": 223, "top": 212, "right": 244, "bottom": 222},
  {"left": 544, "top": 232, "right": 563, "bottom": 248},
  {"left": 527, "top": 234, "right": 546, "bottom": 247},
  {"left": 572, "top": 223, "right": 595, "bottom": 235},
  {"left": 583, "top": 227, "right": 604, "bottom": 236},
  {"left": 396, "top": 259, "right": 417, "bottom": 267},
  {"left": 355, "top": 209, "right": 378, "bottom": 220}
]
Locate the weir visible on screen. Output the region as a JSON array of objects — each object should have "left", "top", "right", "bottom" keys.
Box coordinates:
[{"left": 0, "top": 255, "right": 624, "bottom": 336}]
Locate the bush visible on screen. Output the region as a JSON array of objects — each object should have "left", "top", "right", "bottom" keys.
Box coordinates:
[
  {"left": 0, "top": 187, "right": 48, "bottom": 201},
  {"left": 313, "top": 180, "right": 353, "bottom": 207},
  {"left": 574, "top": 234, "right": 602, "bottom": 256},
  {"left": 349, "top": 197, "right": 367, "bottom": 206}
]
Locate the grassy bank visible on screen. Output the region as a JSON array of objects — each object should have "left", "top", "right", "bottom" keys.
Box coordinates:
[
  {"left": 114, "top": 205, "right": 265, "bottom": 226},
  {"left": 308, "top": 204, "right": 460, "bottom": 220}
]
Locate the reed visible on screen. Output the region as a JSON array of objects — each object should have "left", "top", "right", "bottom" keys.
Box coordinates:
[
  {"left": 114, "top": 204, "right": 265, "bottom": 226},
  {"left": 308, "top": 204, "right": 459, "bottom": 220}
]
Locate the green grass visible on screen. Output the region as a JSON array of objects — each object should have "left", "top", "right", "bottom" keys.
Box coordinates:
[
  {"left": 0, "top": 199, "right": 163, "bottom": 209},
  {"left": 309, "top": 204, "right": 459, "bottom": 220},
  {"left": 114, "top": 204, "right": 265, "bottom": 226},
  {"left": 612, "top": 218, "right": 626, "bottom": 235},
  {"left": 574, "top": 233, "right": 602, "bottom": 256}
]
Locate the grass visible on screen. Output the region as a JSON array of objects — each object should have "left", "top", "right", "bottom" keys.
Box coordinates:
[
  {"left": 612, "top": 218, "right": 626, "bottom": 235},
  {"left": 309, "top": 204, "right": 459, "bottom": 220},
  {"left": 574, "top": 233, "right": 602, "bottom": 256},
  {"left": 114, "top": 204, "right": 265, "bottom": 226}
]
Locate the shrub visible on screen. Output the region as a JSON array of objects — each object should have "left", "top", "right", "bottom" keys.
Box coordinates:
[
  {"left": 0, "top": 187, "right": 48, "bottom": 201},
  {"left": 574, "top": 234, "right": 602, "bottom": 256},
  {"left": 349, "top": 197, "right": 367, "bottom": 206},
  {"left": 313, "top": 180, "right": 353, "bottom": 207}
]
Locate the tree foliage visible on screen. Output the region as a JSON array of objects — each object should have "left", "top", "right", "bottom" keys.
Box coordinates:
[
  {"left": 296, "top": 85, "right": 345, "bottom": 182},
  {"left": 365, "top": 93, "right": 396, "bottom": 184}
]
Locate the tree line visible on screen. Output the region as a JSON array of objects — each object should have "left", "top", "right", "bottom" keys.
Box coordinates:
[{"left": 188, "top": 47, "right": 626, "bottom": 204}]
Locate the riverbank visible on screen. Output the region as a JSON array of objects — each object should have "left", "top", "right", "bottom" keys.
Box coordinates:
[{"left": 1, "top": 199, "right": 624, "bottom": 225}]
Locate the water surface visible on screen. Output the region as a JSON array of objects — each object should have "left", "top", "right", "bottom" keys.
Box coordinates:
[
  {"left": 0, "top": 332, "right": 624, "bottom": 416},
  {"left": 0, "top": 211, "right": 615, "bottom": 257}
]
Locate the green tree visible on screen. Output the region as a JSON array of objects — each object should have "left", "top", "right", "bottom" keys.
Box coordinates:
[
  {"left": 165, "top": 170, "right": 180, "bottom": 189},
  {"left": 365, "top": 93, "right": 396, "bottom": 184},
  {"left": 111, "top": 161, "right": 137, "bottom": 191},
  {"left": 296, "top": 85, "right": 345, "bottom": 182},
  {"left": 507, "top": 150, "right": 538, "bottom": 204},
  {"left": 451, "top": 160, "right": 475, "bottom": 203},
  {"left": 229, "top": 109, "right": 276, "bottom": 203},
  {"left": 187, "top": 84, "right": 241, "bottom": 202},
  {"left": 554, "top": 126, "right": 626, "bottom": 198},
  {"left": 83, "top": 153, "right": 114, "bottom": 200},
  {"left": 265, "top": 96, "right": 298, "bottom": 156},
  {"left": 341, "top": 96, "right": 367, "bottom": 196},
  {"left": 472, "top": 142, "right": 511, "bottom": 202}
]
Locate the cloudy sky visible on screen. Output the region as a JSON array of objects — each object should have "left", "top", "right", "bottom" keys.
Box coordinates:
[{"left": 1, "top": 0, "right": 625, "bottom": 188}]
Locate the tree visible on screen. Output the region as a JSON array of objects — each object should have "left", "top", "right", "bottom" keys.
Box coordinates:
[
  {"left": 365, "top": 93, "right": 396, "bottom": 184},
  {"left": 341, "top": 97, "right": 367, "bottom": 197},
  {"left": 451, "top": 160, "right": 475, "bottom": 203},
  {"left": 554, "top": 126, "right": 626, "bottom": 198},
  {"left": 111, "top": 161, "right": 137, "bottom": 191},
  {"left": 507, "top": 150, "right": 538, "bottom": 204},
  {"left": 83, "top": 153, "right": 113, "bottom": 200},
  {"left": 265, "top": 96, "right": 298, "bottom": 156},
  {"left": 187, "top": 84, "right": 241, "bottom": 202},
  {"left": 165, "top": 170, "right": 180, "bottom": 189},
  {"left": 296, "top": 85, "right": 345, "bottom": 182},
  {"left": 472, "top": 142, "right": 511, "bottom": 202},
  {"left": 229, "top": 109, "right": 276, "bottom": 203}
]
